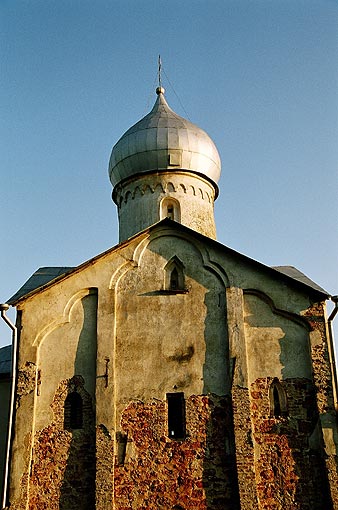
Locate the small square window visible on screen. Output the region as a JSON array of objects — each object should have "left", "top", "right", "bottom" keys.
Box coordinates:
[{"left": 168, "top": 153, "right": 181, "bottom": 166}]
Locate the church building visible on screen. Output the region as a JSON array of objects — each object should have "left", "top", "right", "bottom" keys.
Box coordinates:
[{"left": 1, "top": 85, "right": 338, "bottom": 509}]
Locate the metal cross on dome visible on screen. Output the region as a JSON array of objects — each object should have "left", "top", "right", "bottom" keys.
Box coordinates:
[{"left": 158, "top": 54, "right": 162, "bottom": 89}]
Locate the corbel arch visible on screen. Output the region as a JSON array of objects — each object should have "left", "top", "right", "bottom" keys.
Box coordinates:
[
  {"left": 243, "top": 289, "right": 312, "bottom": 331},
  {"left": 243, "top": 289, "right": 313, "bottom": 380},
  {"left": 33, "top": 287, "right": 98, "bottom": 348},
  {"left": 146, "top": 227, "right": 230, "bottom": 288}
]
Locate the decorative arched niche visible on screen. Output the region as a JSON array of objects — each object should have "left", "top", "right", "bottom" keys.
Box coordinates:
[
  {"left": 269, "top": 378, "right": 288, "bottom": 417},
  {"left": 160, "top": 196, "right": 181, "bottom": 222},
  {"left": 164, "top": 256, "right": 186, "bottom": 292}
]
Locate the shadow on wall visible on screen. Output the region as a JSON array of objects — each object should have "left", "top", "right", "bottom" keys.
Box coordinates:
[
  {"left": 202, "top": 289, "right": 241, "bottom": 508},
  {"left": 59, "top": 381, "right": 96, "bottom": 510},
  {"left": 243, "top": 291, "right": 312, "bottom": 381},
  {"left": 202, "top": 395, "right": 240, "bottom": 510},
  {"left": 244, "top": 292, "right": 334, "bottom": 509},
  {"left": 132, "top": 236, "right": 242, "bottom": 509},
  {"left": 59, "top": 292, "right": 97, "bottom": 510},
  {"left": 202, "top": 287, "right": 230, "bottom": 395}
]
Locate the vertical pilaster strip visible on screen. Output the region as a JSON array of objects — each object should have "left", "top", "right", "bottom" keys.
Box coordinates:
[{"left": 226, "top": 287, "right": 258, "bottom": 509}]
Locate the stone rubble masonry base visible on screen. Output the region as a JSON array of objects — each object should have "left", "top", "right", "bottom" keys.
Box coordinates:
[
  {"left": 9, "top": 383, "right": 338, "bottom": 510},
  {"left": 250, "top": 378, "right": 332, "bottom": 510},
  {"left": 113, "top": 395, "right": 240, "bottom": 510},
  {"left": 13, "top": 394, "right": 240, "bottom": 510}
]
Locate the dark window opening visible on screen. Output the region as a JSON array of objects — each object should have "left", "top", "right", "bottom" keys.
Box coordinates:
[
  {"left": 64, "top": 392, "right": 83, "bottom": 430},
  {"left": 116, "top": 431, "right": 128, "bottom": 466},
  {"left": 160, "top": 198, "right": 181, "bottom": 223},
  {"left": 170, "top": 268, "right": 179, "bottom": 290},
  {"left": 164, "top": 257, "right": 185, "bottom": 292},
  {"left": 270, "top": 379, "right": 287, "bottom": 418},
  {"left": 167, "top": 205, "right": 174, "bottom": 220},
  {"left": 167, "top": 392, "right": 185, "bottom": 439},
  {"left": 273, "top": 385, "right": 281, "bottom": 416}
]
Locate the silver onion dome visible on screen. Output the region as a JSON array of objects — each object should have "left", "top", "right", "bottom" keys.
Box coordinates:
[{"left": 109, "top": 87, "right": 221, "bottom": 187}]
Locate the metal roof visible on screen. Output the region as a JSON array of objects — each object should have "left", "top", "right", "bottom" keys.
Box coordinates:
[
  {"left": 8, "top": 267, "right": 74, "bottom": 304},
  {"left": 0, "top": 345, "right": 11, "bottom": 375},
  {"left": 272, "top": 266, "right": 328, "bottom": 295},
  {"left": 109, "top": 87, "right": 221, "bottom": 187},
  {"left": 6, "top": 222, "right": 329, "bottom": 306}
]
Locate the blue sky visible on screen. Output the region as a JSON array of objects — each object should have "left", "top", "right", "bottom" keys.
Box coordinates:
[{"left": 1, "top": 0, "right": 338, "bottom": 348}]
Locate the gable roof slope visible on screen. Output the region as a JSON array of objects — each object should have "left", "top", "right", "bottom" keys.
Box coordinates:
[{"left": 7, "top": 219, "right": 329, "bottom": 305}]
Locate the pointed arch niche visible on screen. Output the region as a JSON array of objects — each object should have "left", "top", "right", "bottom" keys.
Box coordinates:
[
  {"left": 160, "top": 196, "right": 181, "bottom": 222},
  {"left": 164, "top": 256, "right": 186, "bottom": 292}
]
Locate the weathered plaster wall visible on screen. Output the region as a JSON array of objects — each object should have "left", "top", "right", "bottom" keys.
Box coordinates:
[
  {"left": 35, "top": 291, "right": 98, "bottom": 430},
  {"left": 114, "top": 234, "right": 229, "bottom": 426},
  {"left": 228, "top": 287, "right": 338, "bottom": 509},
  {"left": 8, "top": 290, "right": 98, "bottom": 509},
  {"left": 231, "top": 385, "right": 258, "bottom": 510},
  {"left": 243, "top": 292, "right": 312, "bottom": 383},
  {"left": 305, "top": 302, "right": 338, "bottom": 507},
  {"left": 8, "top": 239, "right": 130, "bottom": 505}
]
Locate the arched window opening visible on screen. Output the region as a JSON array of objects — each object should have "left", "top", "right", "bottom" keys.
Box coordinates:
[
  {"left": 64, "top": 392, "right": 83, "bottom": 430},
  {"left": 273, "top": 385, "right": 281, "bottom": 416},
  {"left": 269, "top": 379, "right": 287, "bottom": 417},
  {"left": 167, "top": 392, "right": 186, "bottom": 439},
  {"left": 167, "top": 205, "right": 174, "bottom": 220},
  {"left": 160, "top": 197, "right": 181, "bottom": 223},
  {"left": 170, "top": 267, "right": 179, "bottom": 290},
  {"left": 164, "top": 257, "right": 185, "bottom": 291}
]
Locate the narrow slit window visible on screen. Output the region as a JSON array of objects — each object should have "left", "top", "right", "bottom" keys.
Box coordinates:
[
  {"left": 269, "top": 379, "right": 287, "bottom": 417},
  {"left": 170, "top": 267, "right": 179, "bottom": 290},
  {"left": 167, "top": 392, "right": 186, "bottom": 439},
  {"left": 273, "top": 386, "right": 281, "bottom": 416},
  {"left": 64, "top": 392, "right": 83, "bottom": 430},
  {"left": 167, "top": 205, "right": 174, "bottom": 220},
  {"left": 164, "top": 257, "right": 185, "bottom": 292},
  {"left": 116, "top": 432, "right": 128, "bottom": 466}
]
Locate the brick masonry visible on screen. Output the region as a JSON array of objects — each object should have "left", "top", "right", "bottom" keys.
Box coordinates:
[
  {"left": 26, "top": 377, "right": 95, "bottom": 510},
  {"left": 250, "top": 377, "right": 331, "bottom": 510},
  {"left": 113, "top": 395, "right": 240, "bottom": 510}
]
